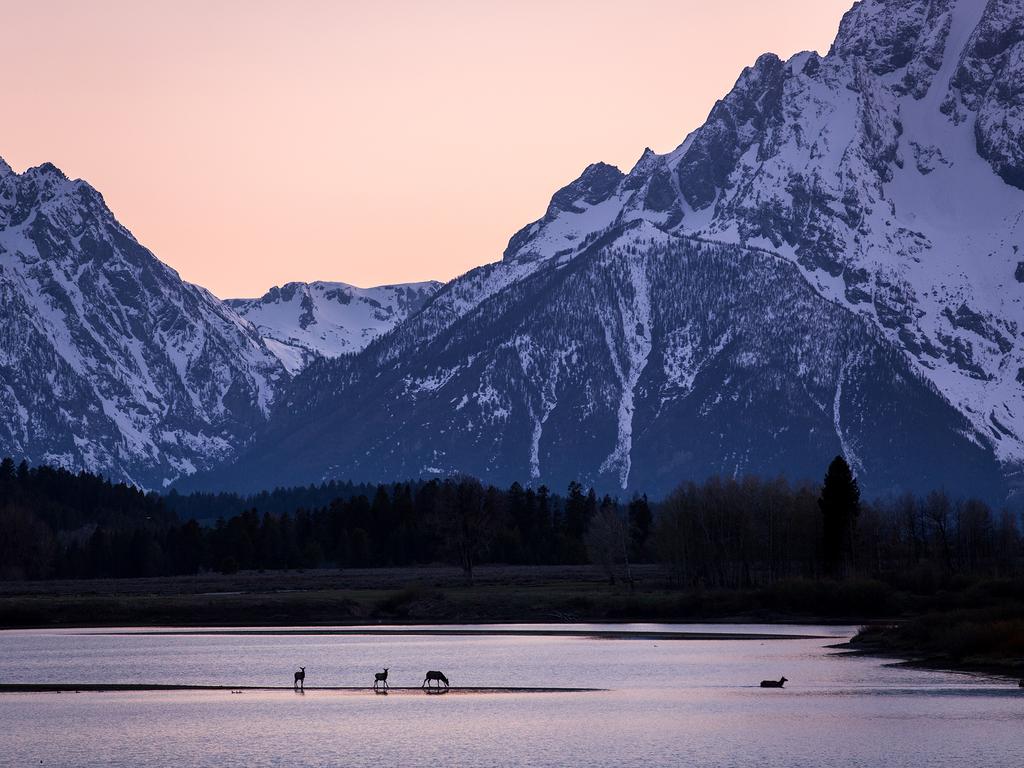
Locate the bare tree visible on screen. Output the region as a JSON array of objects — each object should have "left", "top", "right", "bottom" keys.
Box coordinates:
[
  {"left": 923, "top": 490, "right": 954, "bottom": 573},
  {"left": 431, "top": 477, "right": 501, "bottom": 584},
  {"left": 585, "top": 497, "right": 627, "bottom": 585}
]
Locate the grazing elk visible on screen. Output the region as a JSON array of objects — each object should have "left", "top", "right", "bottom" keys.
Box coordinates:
[
  {"left": 422, "top": 670, "right": 449, "bottom": 690},
  {"left": 374, "top": 668, "right": 390, "bottom": 690},
  {"left": 759, "top": 676, "right": 788, "bottom": 688},
  {"left": 294, "top": 667, "right": 306, "bottom": 690}
]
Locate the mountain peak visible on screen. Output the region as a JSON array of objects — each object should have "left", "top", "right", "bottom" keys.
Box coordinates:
[
  {"left": 502, "top": 162, "right": 626, "bottom": 261},
  {"left": 829, "top": 0, "right": 958, "bottom": 96},
  {"left": 548, "top": 162, "right": 624, "bottom": 212},
  {"left": 629, "top": 148, "right": 659, "bottom": 173},
  {"left": 27, "top": 161, "right": 68, "bottom": 180}
]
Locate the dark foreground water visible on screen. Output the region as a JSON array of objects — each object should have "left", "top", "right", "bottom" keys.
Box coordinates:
[{"left": 0, "top": 624, "right": 1020, "bottom": 767}]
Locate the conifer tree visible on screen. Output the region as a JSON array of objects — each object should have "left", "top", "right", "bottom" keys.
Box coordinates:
[{"left": 819, "top": 455, "right": 860, "bottom": 577}]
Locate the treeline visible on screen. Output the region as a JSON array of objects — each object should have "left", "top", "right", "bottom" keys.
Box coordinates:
[
  {"left": 0, "top": 455, "right": 1022, "bottom": 586},
  {"left": 657, "top": 458, "right": 1023, "bottom": 589},
  {"left": 162, "top": 480, "right": 397, "bottom": 523},
  {"left": 0, "top": 459, "right": 652, "bottom": 580},
  {"left": 0, "top": 458, "right": 173, "bottom": 580},
  {"left": 193, "top": 480, "right": 652, "bottom": 581}
]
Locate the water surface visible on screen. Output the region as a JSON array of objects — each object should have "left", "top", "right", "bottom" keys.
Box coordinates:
[{"left": 0, "top": 624, "right": 1019, "bottom": 767}]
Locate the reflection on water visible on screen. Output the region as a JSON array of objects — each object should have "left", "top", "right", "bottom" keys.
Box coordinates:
[{"left": 0, "top": 624, "right": 1020, "bottom": 767}]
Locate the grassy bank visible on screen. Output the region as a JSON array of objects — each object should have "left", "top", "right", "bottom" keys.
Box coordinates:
[
  {"left": 0, "top": 564, "right": 912, "bottom": 628},
  {"left": 848, "top": 606, "right": 1024, "bottom": 679},
  {"left": 845, "top": 575, "right": 1024, "bottom": 679}
]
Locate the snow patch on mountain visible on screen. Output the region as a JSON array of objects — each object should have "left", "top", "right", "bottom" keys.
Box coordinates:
[
  {"left": 597, "top": 241, "right": 653, "bottom": 488},
  {"left": 515, "top": 334, "right": 568, "bottom": 480},
  {"left": 229, "top": 280, "right": 440, "bottom": 373},
  {"left": 833, "top": 354, "right": 865, "bottom": 476}
]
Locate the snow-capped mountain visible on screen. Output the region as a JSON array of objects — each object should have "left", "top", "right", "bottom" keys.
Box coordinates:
[
  {"left": 5, "top": 0, "right": 1023, "bottom": 501},
  {"left": 227, "top": 280, "right": 441, "bottom": 374},
  {"left": 503, "top": 0, "right": 1024, "bottom": 467},
  {"left": 191, "top": 0, "right": 1024, "bottom": 500},
  {"left": 0, "top": 159, "right": 287, "bottom": 487}
]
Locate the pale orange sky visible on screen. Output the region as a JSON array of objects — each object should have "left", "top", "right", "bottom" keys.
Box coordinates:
[{"left": 1, "top": 0, "right": 853, "bottom": 298}]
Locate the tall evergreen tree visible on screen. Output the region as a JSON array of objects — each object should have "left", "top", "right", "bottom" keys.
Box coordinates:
[
  {"left": 819, "top": 455, "right": 860, "bottom": 577},
  {"left": 564, "top": 481, "right": 586, "bottom": 538}
]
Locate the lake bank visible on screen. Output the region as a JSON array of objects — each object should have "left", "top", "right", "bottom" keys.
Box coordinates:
[
  {"left": 0, "top": 564, "right": 900, "bottom": 629},
  {"left": 844, "top": 608, "right": 1024, "bottom": 682}
]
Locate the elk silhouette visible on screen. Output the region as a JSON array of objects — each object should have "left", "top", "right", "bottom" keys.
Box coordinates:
[
  {"left": 759, "top": 676, "right": 787, "bottom": 688},
  {"left": 422, "top": 670, "right": 449, "bottom": 690},
  {"left": 294, "top": 667, "right": 305, "bottom": 690},
  {"left": 374, "top": 668, "right": 390, "bottom": 690}
]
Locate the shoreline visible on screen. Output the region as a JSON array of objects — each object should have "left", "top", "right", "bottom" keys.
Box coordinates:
[
  {"left": 0, "top": 615, "right": 864, "bottom": 634},
  {"left": 74, "top": 626, "right": 834, "bottom": 640},
  {"left": 833, "top": 641, "right": 1024, "bottom": 684},
  {"left": 0, "top": 683, "right": 603, "bottom": 694}
]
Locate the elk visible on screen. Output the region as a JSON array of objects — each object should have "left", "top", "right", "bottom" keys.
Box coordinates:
[
  {"left": 422, "top": 670, "right": 449, "bottom": 689},
  {"left": 759, "top": 676, "right": 787, "bottom": 688},
  {"left": 294, "top": 667, "right": 305, "bottom": 690},
  {"left": 373, "top": 668, "right": 390, "bottom": 690}
]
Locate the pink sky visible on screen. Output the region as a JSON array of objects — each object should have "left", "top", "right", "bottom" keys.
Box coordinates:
[{"left": 2, "top": 0, "right": 853, "bottom": 298}]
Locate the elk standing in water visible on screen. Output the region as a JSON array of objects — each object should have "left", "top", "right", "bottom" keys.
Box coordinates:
[
  {"left": 422, "top": 670, "right": 449, "bottom": 690},
  {"left": 759, "top": 676, "right": 787, "bottom": 688},
  {"left": 374, "top": 668, "right": 390, "bottom": 691},
  {"left": 294, "top": 667, "right": 305, "bottom": 690}
]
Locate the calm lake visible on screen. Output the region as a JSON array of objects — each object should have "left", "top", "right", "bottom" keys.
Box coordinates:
[{"left": 0, "top": 624, "right": 1020, "bottom": 767}]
